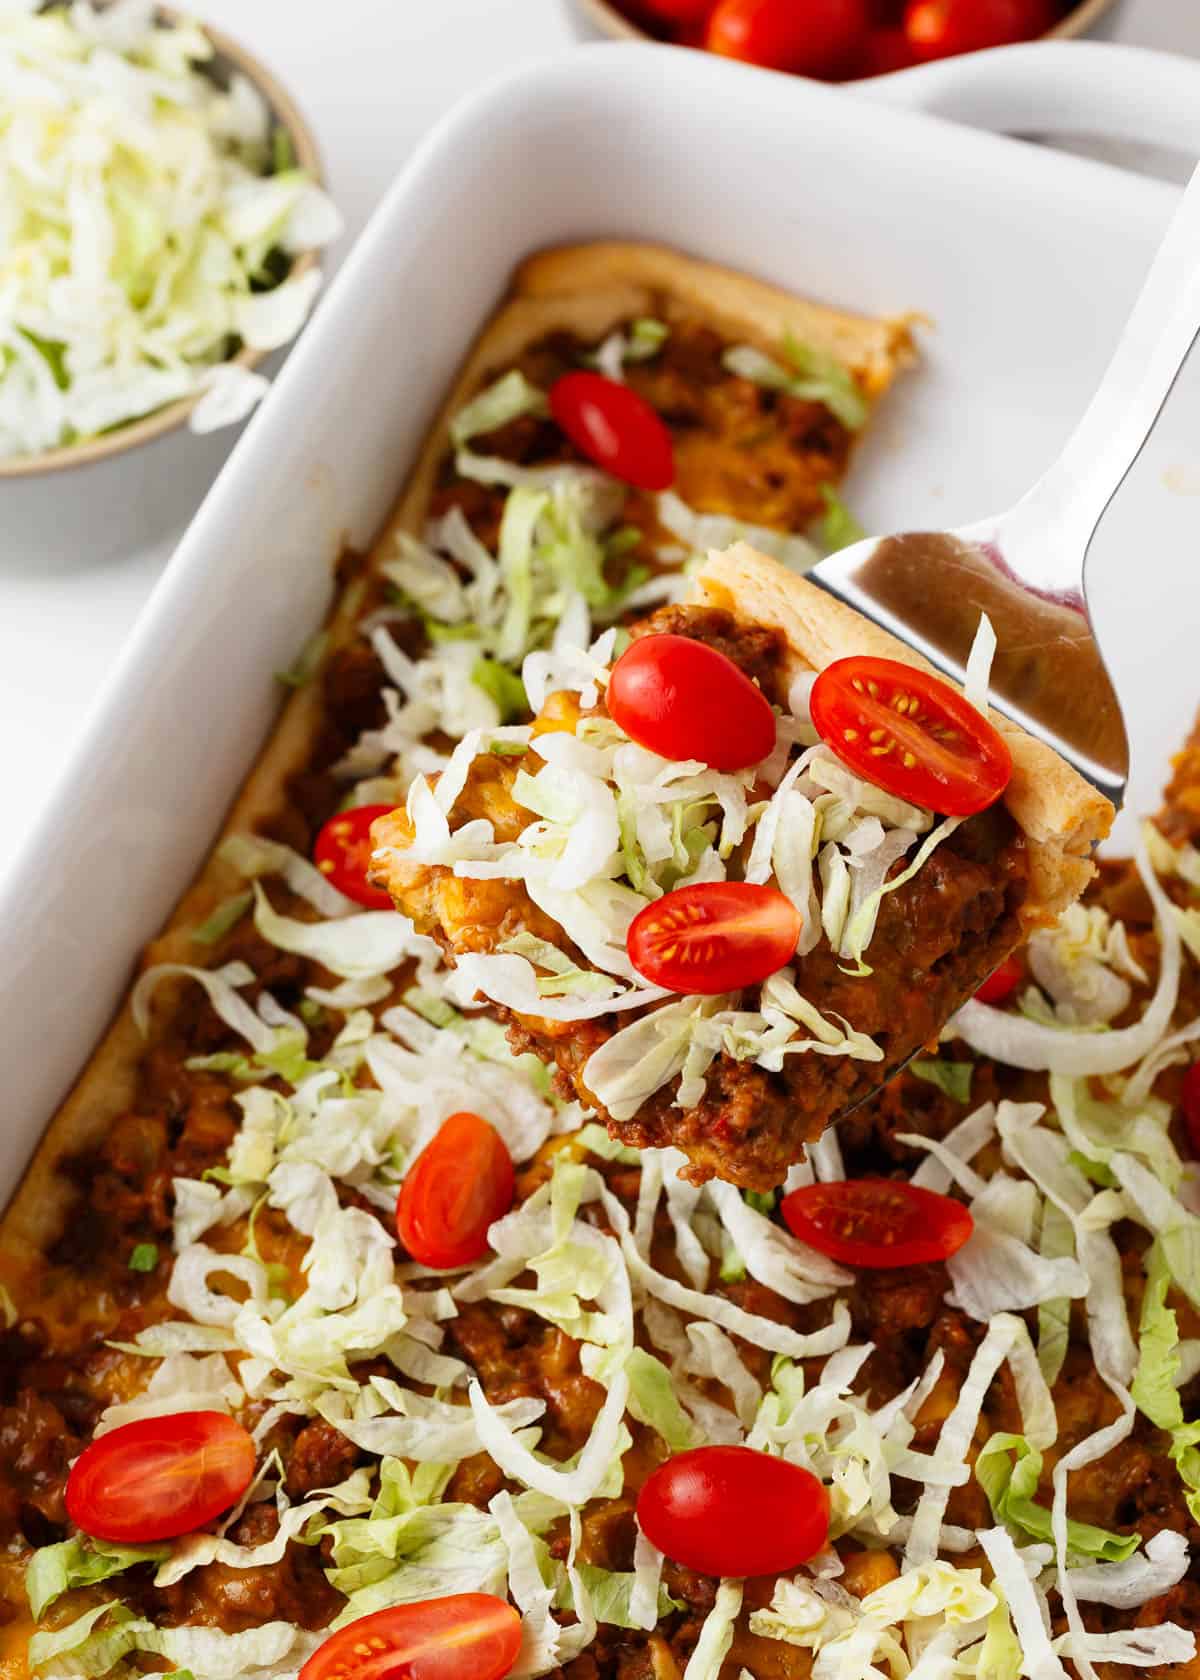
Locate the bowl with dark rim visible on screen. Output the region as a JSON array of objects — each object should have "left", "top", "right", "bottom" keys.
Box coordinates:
[{"left": 569, "top": 0, "right": 1124, "bottom": 60}]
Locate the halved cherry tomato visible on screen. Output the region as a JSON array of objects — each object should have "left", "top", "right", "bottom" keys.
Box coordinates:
[
  {"left": 549, "top": 371, "right": 674, "bottom": 491},
  {"left": 975, "top": 952, "right": 1024, "bottom": 1006},
  {"left": 606, "top": 633, "right": 776, "bottom": 771},
  {"left": 782, "top": 1179, "right": 973, "bottom": 1268},
  {"left": 705, "top": 0, "right": 870, "bottom": 77},
  {"left": 315, "top": 803, "right": 396, "bottom": 909},
  {"left": 1180, "top": 1062, "right": 1200, "bottom": 1159},
  {"left": 903, "top": 0, "right": 1054, "bottom": 60},
  {"left": 858, "top": 24, "right": 918, "bottom": 73},
  {"left": 628, "top": 882, "right": 802, "bottom": 994},
  {"left": 397, "top": 1111, "right": 515, "bottom": 1270},
  {"left": 65, "top": 1411, "right": 256, "bottom": 1543},
  {"left": 298, "top": 1594, "right": 522, "bottom": 1680},
  {"left": 809, "top": 655, "right": 1012, "bottom": 816},
  {"left": 637, "top": 1445, "right": 829, "bottom": 1577}
]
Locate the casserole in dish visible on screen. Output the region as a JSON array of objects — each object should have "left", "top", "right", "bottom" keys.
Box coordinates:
[{"left": 3, "top": 42, "right": 1200, "bottom": 1680}]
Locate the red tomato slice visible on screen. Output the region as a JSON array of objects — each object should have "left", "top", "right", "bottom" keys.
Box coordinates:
[
  {"left": 903, "top": 0, "right": 1054, "bottom": 59},
  {"left": 65, "top": 1411, "right": 256, "bottom": 1543},
  {"left": 396, "top": 1111, "right": 515, "bottom": 1270},
  {"left": 809, "top": 655, "right": 1012, "bottom": 816},
  {"left": 705, "top": 0, "right": 870, "bottom": 77},
  {"left": 637, "top": 1445, "right": 829, "bottom": 1577},
  {"left": 782, "top": 1179, "right": 973, "bottom": 1268},
  {"left": 1180, "top": 1063, "right": 1200, "bottom": 1159},
  {"left": 627, "top": 882, "right": 801, "bottom": 995},
  {"left": 298, "top": 1595, "right": 522, "bottom": 1680},
  {"left": 974, "top": 952, "right": 1024, "bottom": 1006},
  {"left": 548, "top": 371, "right": 674, "bottom": 491},
  {"left": 315, "top": 804, "right": 397, "bottom": 909},
  {"left": 606, "top": 633, "right": 776, "bottom": 771}
]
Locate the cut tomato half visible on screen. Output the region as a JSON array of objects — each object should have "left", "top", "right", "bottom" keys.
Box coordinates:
[
  {"left": 627, "top": 881, "right": 801, "bottom": 995},
  {"left": 809, "top": 655, "right": 1012, "bottom": 816},
  {"left": 974, "top": 952, "right": 1024, "bottom": 1006},
  {"left": 606, "top": 633, "right": 776, "bottom": 772},
  {"left": 314, "top": 803, "right": 397, "bottom": 909},
  {"left": 298, "top": 1594, "right": 522, "bottom": 1680},
  {"left": 781, "top": 1178, "right": 973, "bottom": 1268},
  {"left": 396, "top": 1111, "right": 515, "bottom": 1270},
  {"left": 548, "top": 371, "right": 674, "bottom": 491},
  {"left": 65, "top": 1411, "right": 256, "bottom": 1543}
]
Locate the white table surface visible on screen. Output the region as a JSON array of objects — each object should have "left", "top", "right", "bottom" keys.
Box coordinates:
[{"left": 3, "top": 0, "right": 1198, "bottom": 886}]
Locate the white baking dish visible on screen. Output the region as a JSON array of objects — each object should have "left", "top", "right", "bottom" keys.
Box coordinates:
[{"left": 4, "top": 39, "right": 1200, "bottom": 1206}]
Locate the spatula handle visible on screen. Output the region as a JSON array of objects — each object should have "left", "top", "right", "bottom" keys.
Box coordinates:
[{"left": 996, "top": 156, "right": 1200, "bottom": 592}]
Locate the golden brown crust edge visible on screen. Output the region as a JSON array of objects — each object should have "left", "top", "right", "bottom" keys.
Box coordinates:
[
  {"left": 514, "top": 241, "right": 917, "bottom": 398},
  {"left": 0, "top": 244, "right": 917, "bottom": 1268},
  {"left": 693, "top": 544, "right": 1113, "bottom": 928}
]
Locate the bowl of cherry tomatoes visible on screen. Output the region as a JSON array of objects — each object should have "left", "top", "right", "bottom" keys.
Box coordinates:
[{"left": 571, "top": 0, "right": 1121, "bottom": 80}]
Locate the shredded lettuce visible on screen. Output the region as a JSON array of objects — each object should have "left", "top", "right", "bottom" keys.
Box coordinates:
[
  {"left": 1050, "top": 1625, "right": 1196, "bottom": 1668},
  {"left": 26, "top": 1538, "right": 168, "bottom": 1620},
  {"left": 819, "top": 486, "right": 866, "bottom": 552},
  {"left": 1066, "top": 1530, "right": 1190, "bottom": 1610},
  {"left": 251, "top": 884, "right": 435, "bottom": 980},
  {"left": 0, "top": 5, "right": 341, "bottom": 458},
  {"left": 955, "top": 832, "right": 1181, "bottom": 1074},
  {"left": 191, "top": 891, "right": 254, "bottom": 945},
  {"left": 723, "top": 334, "right": 868, "bottom": 430},
  {"left": 472, "top": 656, "right": 529, "bottom": 723},
  {"left": 624, "top": 1348, "right": 700, "bottom": 1452},
  {"left": 976, "top": 1434, "right": 1139, "bottom": 1561},
  {"left": 975, "top": 1528, "right": 1065, "bottom": 1680},
  {"left": 656, "top": 488, "right": 821, "bottom": 575},
  {"left": 321, "top": 1465, "right": 509, "bottom": 1625},
  {"left": 220, "top": 833, "right": 356, "bottom": 919},
  {"left": 1036, "top": 1199, "right": 1075, "bottom": 1387},
  {"left": 590, "top": 318, "right": 668, "bottom": 381},
  {"left": 27, "top": 1601, "right": 317, "bottom": 1680},
  {"left": 683, "top": 1580, "right": 743, "bottom": 1680},
  {"left": 1129, "top": 1240, "right": 1200, "bottom": 1519},
  {"left": 449, "top": 369, "right": 547, "bottom": 447},
  {"left": 909, "top": 1057, "right": 974, "bottom": 1103},
  {"left": 1111, "top": 1151, "right": 1200, "bottom": 1312},
  {"left": 132, "top": 960, "right": 276, "bottom": 1054}
]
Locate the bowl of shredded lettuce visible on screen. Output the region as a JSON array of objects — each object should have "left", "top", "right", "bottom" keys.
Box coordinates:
[{"left": 0, "top": 0, "right": 342, "bottom": 479}]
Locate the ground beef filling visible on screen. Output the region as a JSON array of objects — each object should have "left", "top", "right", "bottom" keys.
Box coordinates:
[
  {"left": 382, "top": 600, "right": 1029, "bottom": 1188},
  {"left": 513, "top": 801, "right": 1027, "bottom": 1189}
]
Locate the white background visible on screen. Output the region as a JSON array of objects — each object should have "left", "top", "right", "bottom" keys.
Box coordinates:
[{"left": 2, "top": 0, "right": 1198, "bottom": 884}]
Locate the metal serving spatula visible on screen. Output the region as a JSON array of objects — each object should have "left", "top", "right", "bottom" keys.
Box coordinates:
[{"left": 810, "top": 160, "right": 1200, "bottom": 813}]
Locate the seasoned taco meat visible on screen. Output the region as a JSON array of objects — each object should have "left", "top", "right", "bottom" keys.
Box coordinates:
[{"left": 373, "top": 601, "right": 1030, "bottom": 1188}]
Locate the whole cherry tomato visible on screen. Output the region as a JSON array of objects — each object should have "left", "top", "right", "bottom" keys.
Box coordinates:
[
  {"left": 782, "top": 1179, "right": 974, "bottom": 1268},
  {"left": 549, "top": 371, "right": 674, "bottom": 491},
  {"left": 66, "top": 1412, "right": 256, "bottom": 1543},
  {"left": 858, "top": 25, "right": 918, "bottom": 73},
  {"left": 397, "top": 1111, "right": 515, "bottom": 1270},
  {"left": 705, "top": 0, "right": 870, "bottom": 78},
  {"left": 298, "top": 1595, "right": 522, "bottom": 1680},
  {"left": 904, "top": 0, "right": 1055, "bottom": 60},
  {"left": 1180, "top": 1062, "right": 1200, "bottom": 1158},
  {"left": 974, "top": 952, "right": 1024, "bottom": 1006},
  {"left": 809, "top": 655, "right": 1012, "bottom": 816},
  {"left": 606, "top": 633, "right": 776, "bottom": 771},
  {"left": 628, "top": 882, "right": 802, "bottom": 995},
  {"left": 638, "top": 1445, "right": 830, "bottom": 1576},
  {"left": 315, "top": 804, "right": 396, "bottom": 909}
]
